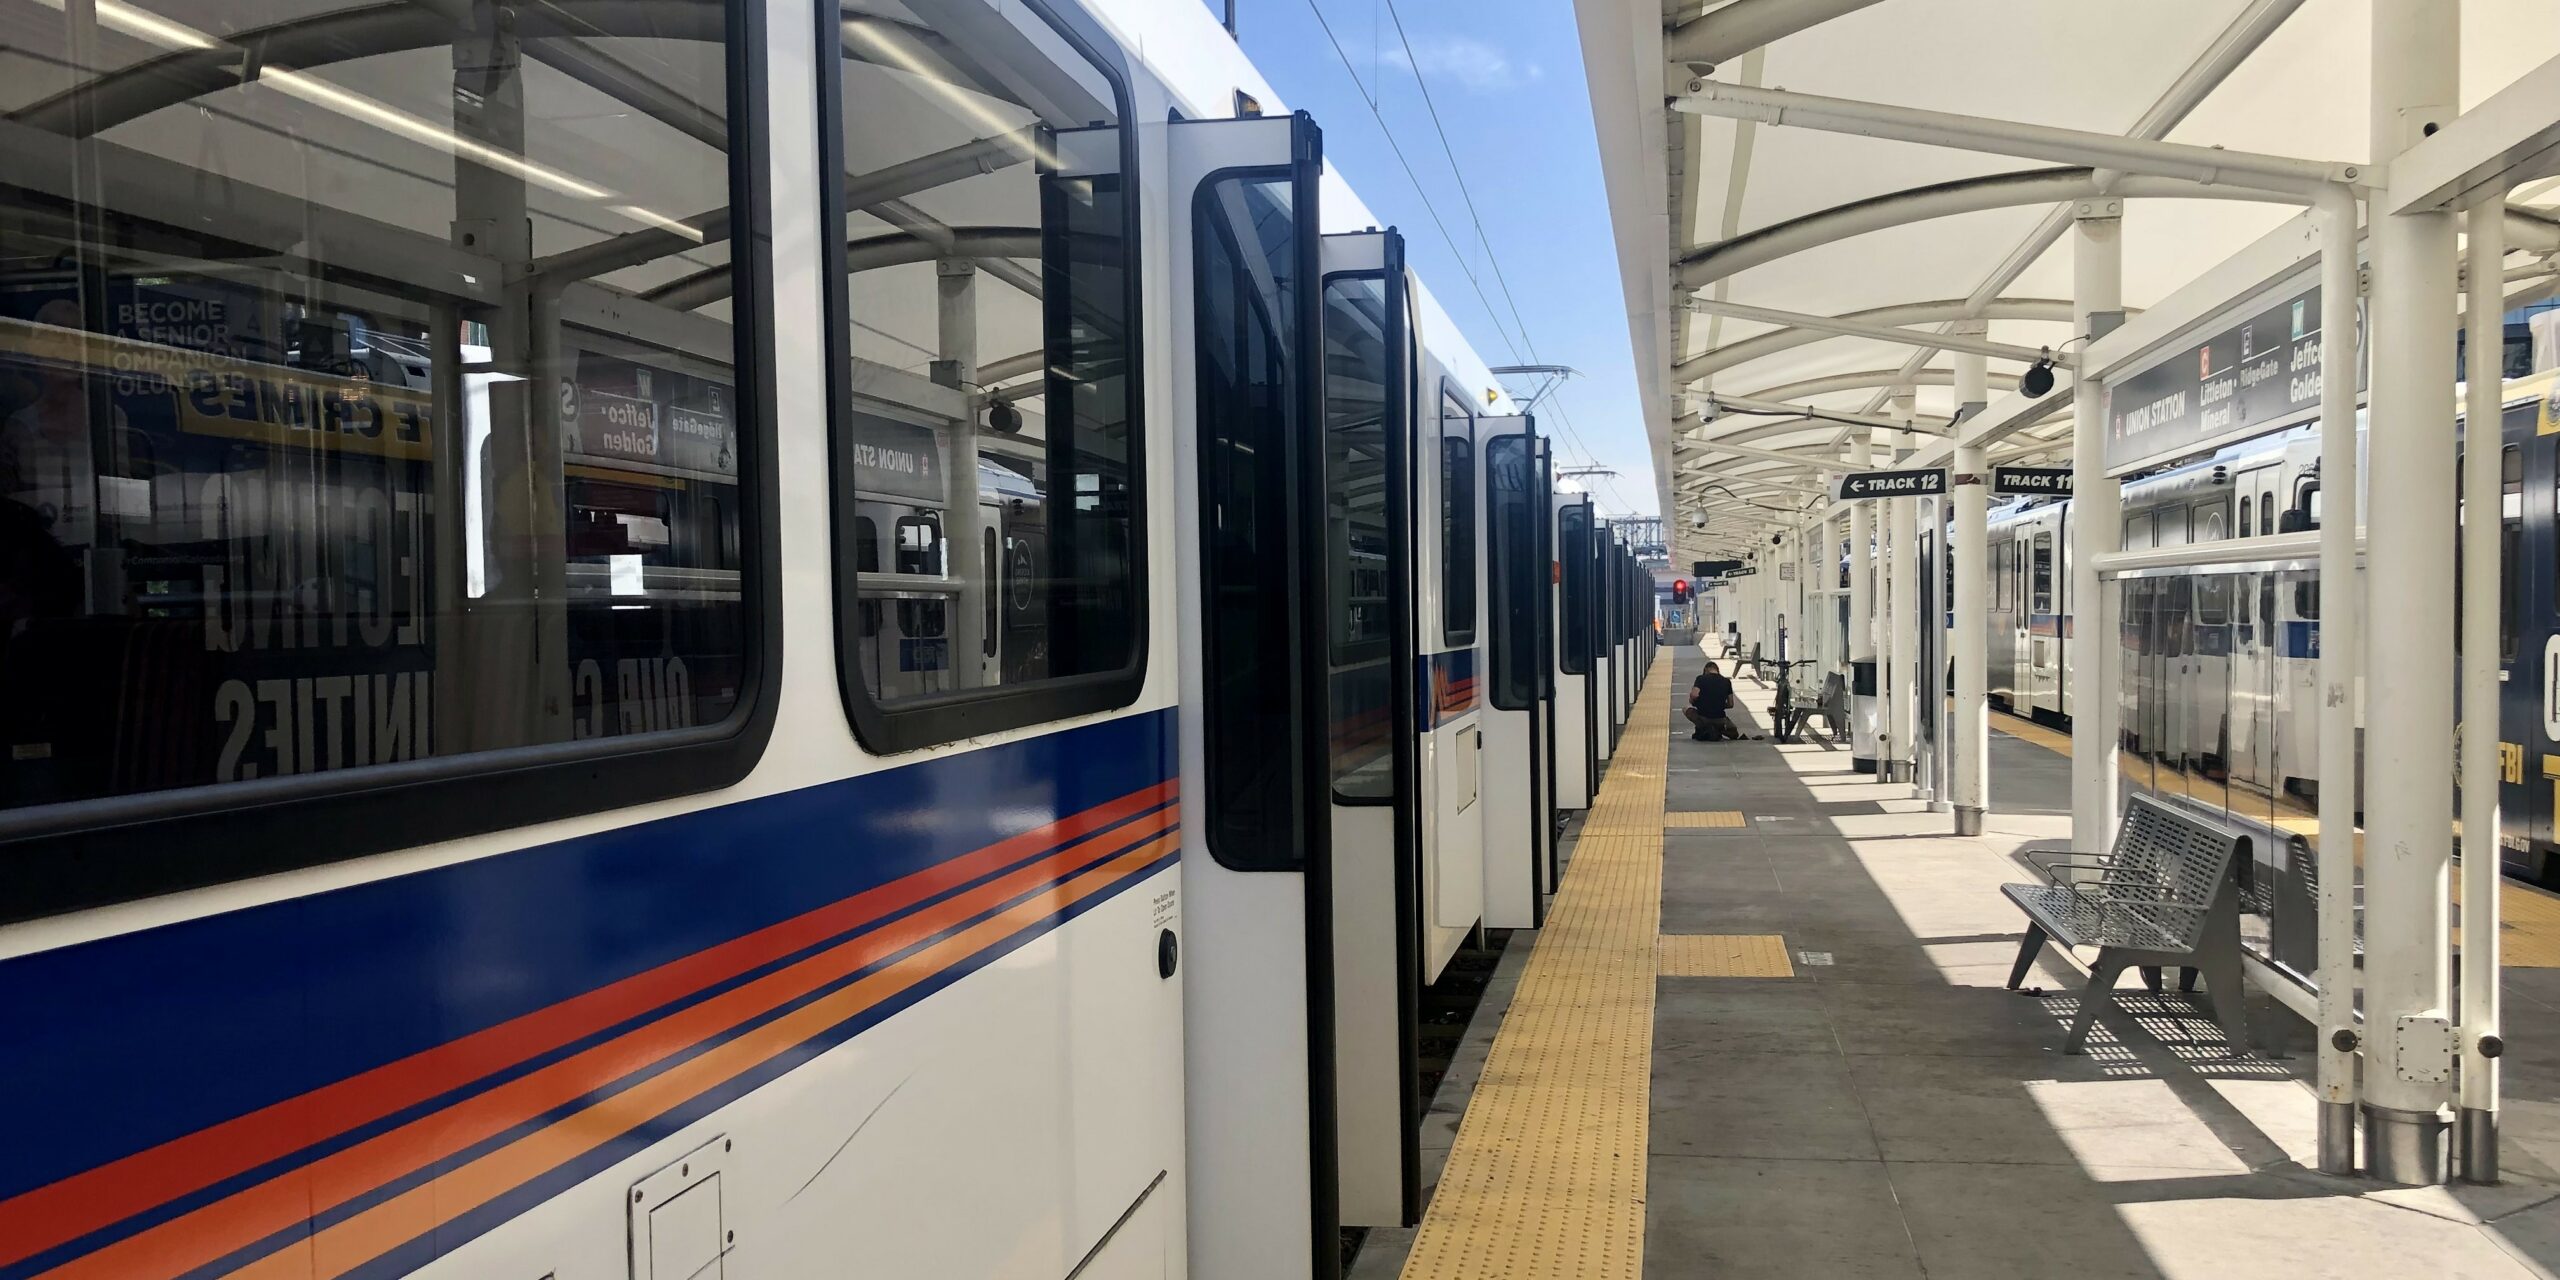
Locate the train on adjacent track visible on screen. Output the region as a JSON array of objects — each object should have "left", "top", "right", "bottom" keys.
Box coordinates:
[
  {"left": 0, "top": 0, "right": 1663, "bottom": 1277},
  {"left": 1956, "top": 372, "right": 2560, "bottom": 885}
]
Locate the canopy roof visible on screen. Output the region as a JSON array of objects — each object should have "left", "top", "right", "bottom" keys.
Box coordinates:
[{"left": 1572, "top": 0, "right": 2560, "bottom": 565}]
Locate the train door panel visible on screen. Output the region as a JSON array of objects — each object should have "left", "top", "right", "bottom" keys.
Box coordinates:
[
  {"left": 2029, "top": 523, "right": 2057, "bottom": 719},
  {"left": 1554, "top": 497, "right": 1597, "bottom": 808},
  {"left": 2232, "top": 467, "right": 2275, "bottom": 790},
  {"left": 2190, "top": 499, "right": 2234, "bottom": 805},
  {"left": 1531, "top": 441, "right": 1559, "bottom": 893},
  {"left": 1595, "top": 532, "right": 1617, "bottom": 764},
  {"left": 2503, "top": 417, "right": 2553, "bottom": 875},
  {"left": 1420, "top": 381, "right": 1484, "bottom": 978},
  {"left": 1317, "top": 230, "right": 1424, "bottom": 1228},
  {"left": 1477, "top": 414, "right": 1544, "bottom": 929},
  {"left": 1168, "top": 112, "right": 1339, "bottom": 1280}
]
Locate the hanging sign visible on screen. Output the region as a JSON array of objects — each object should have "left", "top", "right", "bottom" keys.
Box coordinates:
[
  {"left": 2103, "top": 266, "right": 2362, "bottom": 476},
  {"left": 1834, "top": 468, "right": 1947, "bottom": 500},
  {"left": 1722, "top": 565, "right": 1757, "bottom": 578},
  {"left": 1991, "top": 466, "right": 2073, "bottom": 496}
]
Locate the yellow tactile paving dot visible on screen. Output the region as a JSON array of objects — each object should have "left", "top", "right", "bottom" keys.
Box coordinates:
[
  {"left": 1401, "top": 654, "right": 1669, "bottom": 1280},
  {"left": 1664, "top": 810, "right": 1746, "bottom": 829},
  {"left": 1658, "top": 934, "right": 1795, "bottom": 977},
  {"left": 1986, "top": 711, "right": 2560, "bottom": 968}
]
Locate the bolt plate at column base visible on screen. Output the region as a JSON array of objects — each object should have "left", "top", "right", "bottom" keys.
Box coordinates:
[
  {"left": 1953, "top": 806, "right": 1984, "bottom": 836},
  {"left": 2460, "top": 1107, "right": 2500, "bottom": 1185}
]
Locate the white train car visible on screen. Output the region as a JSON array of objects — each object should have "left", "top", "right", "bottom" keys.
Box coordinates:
[{"left": 0, "top": 0, "right": 1564, "bottom": 1277}]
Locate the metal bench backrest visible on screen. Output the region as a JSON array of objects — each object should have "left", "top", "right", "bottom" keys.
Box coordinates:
[
  {"left": 2103, "top": 796, "right": 2248, "bottom": 950},
  {"left": 1817, "top": 672, "right": 1848, "bottom": 718}
]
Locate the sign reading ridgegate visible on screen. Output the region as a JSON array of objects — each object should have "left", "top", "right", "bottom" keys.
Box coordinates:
[{"left": 2104, "top": 265, "right": 2363, "bottom": 476}]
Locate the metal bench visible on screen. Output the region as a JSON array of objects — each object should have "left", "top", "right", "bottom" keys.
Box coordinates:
[
  {"left": 1790, "top": 671, "right": 1848, "bottom": 743},
  {"left": 2001, "top": 794, "right": 2252, "bottom": 1055}
]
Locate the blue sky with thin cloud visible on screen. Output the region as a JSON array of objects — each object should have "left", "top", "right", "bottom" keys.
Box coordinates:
[{"left": 1223, "top": 0, "right": 1656, "bottom": 517}]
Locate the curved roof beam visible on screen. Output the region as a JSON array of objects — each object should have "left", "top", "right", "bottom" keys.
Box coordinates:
[
  {"left": 1672, "top": 296, "right": 2075, "bottom": 383},
  {"left": 1664, "top": 0, "right": 1886, "bottom": 68},
  {"left": 1675, "top": 167, "right": 2287, "bottom": 290},
  {"left": 1745, "top": 369, "right": 2021, "bottom": 401},
  {"left": 12, "top": 0, "right": 729, "bottom": 136}
]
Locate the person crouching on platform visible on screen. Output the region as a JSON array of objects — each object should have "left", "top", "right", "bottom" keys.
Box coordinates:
[{"left": 1687, "top": 661, "right": 1741, "bottom": 741}]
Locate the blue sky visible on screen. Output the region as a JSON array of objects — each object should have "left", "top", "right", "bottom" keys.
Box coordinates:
[{"left": 1217, "top": 0, "right": 1658, "bottom": 517}]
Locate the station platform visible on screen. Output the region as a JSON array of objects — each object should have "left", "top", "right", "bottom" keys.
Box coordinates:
[{"left": 1359, "top": 647, "right": 2560, "bottom": 1280}]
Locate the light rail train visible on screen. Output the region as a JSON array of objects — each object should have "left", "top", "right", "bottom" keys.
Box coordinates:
[
  {"left": 0, "top": 0, "right": 1656, "bottom": 1277},
  {"left": 1936, "top": 373, "right": 2560, "bottom": 886}
]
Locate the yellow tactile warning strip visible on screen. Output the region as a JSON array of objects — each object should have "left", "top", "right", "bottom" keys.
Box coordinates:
[
  {"left": 1664, "top": 810, "right": 1746, "bottom": 829},
  {"left": 1400, "top": 653, "right": 1669, "bottom": 1280},
  {"left": 1658, "top": 934, "right": 1795, "bottom": 978},
  {"left": 1985, "top": 710, "right": 2560, "bottom": 968}
]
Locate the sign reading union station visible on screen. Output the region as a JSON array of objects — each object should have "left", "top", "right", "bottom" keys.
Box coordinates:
[{"left": 2104, "top": 264, "right": 2363, "bottom": 476}]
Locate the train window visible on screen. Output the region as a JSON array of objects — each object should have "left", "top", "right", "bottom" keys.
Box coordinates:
[
  {"left": 2030, "top": 533, "right": 2054, "bottom": 615},
  {"left": 1487, "top": 434, "right": 1539, "bottom": 711},
  {"left": 823, "top": 1, "right": 1142, "bottom": 748},
  {"left": 1560, "top": 505, "right": 1592, "bottom": 673},
  {"left": 1324, "top": 275, "right": 1396, "bottom": 797},
  {"left": 1441, "top": 392, "right": 1477, "bottom": 644},
  {"left": 2238, "top": 497, "right": 2253, "bottom": 538},
  {"left": 858, "top": 518, "right": 883, "bottom": 638},
  {"left": 0, "top": 0, "right": 774, "bottom": 910},
  {"left": 1196, "top": 169, "right": 1305, "bottom": 872}
]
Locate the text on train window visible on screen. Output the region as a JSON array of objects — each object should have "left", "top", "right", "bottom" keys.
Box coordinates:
[
  {"left": 832, "top": 3, "right": 1137, "bottom": 720},
  {"left": 0, "top": 0, "right": 756, "bottom": 808}
]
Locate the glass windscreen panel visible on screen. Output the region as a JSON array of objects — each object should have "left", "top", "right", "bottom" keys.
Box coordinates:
[
  {"left": 1486, "top": 433, "right": 1536, "bottom": 710},
  {"left": 1558, "top": 503, "right": 1590, "bottom": 674},
  {"left": 1439, "top": 392, "right": 1474, "bottom": 644},
  {"left": 1196, "top": 170, "right": 1303, "bottom": 871},
  {"left": 835, "top": 1, "right": 1134, "bottom": 706},
  {"left": 1322, "top": 274, "right": 1393, "bottom": 799},
  {"left": 0, "top": 0, "right": 752, "bottom": 808}
]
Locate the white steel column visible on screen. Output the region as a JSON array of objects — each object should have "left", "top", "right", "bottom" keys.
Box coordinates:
[
  {"left": 1849, "top": 429, "right": 1878, "bottom": 772},
  {"left": 1877, "top": 477, "right": 1898, "bottom": 777},
  {"left": 2067, "top": 205, "right": 2122, "bottom": 856},
  {"left": 1952, "top": 344, "right": 1990, "bottom": 834},
  {"left": 1887, "top": 390, "right": 1920, "bottom": 786},
  {"left": 2312, "top": 187, "right": 2366, "bottom": 1176},
  {"left": 2460, "top": 193, "right": 2504, "bottom": 1184},
  {"left": 936, "top": 260, "right": 989, "bottom": 689},
  {"left": 2363, "top": 0, "right": 2459, "bottom": 1185}
]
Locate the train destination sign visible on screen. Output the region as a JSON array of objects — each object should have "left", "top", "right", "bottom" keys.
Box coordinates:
[
  {"left": 1834, "top": 467, "right": 1947, "bottom": 500},
  {"left": 2104, "top": 267, "right": 2362, "bottom": 476},
  {"left": 1992, "top": 466, "right": 2073, "bottom": 495}
]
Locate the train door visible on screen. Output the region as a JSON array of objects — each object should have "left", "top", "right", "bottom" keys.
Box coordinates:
[
  {"left": 2493, "top": 419, "right": 2547, "bottom": 875},
  {"left": 1318, "top": 229, "right": 1426, "bottom": 1229},
  {"left": 1554, "top": 497, "right": 1598, "bottom": 808},
  {"left": 1420, "top": 382, "right": 1486, "bottom": 979},
  {"left": 1169, "top": 112, "right": 1342, "bottom": 1279},
  {"left": 1532, "top": 440, "right": 1560, "bottom": 894},
  {"left": 2029, "top": 523, "right": 2058, "bottom": 719},
  {"left": 2232, "top": 467, "right": 2277, "bottom": 790},
  {"left": 2190, "top": 499, "right": 2234, "bottom": 803},
  {"left": 1985, "top": 530, "right": 2015, "bottom": 709},
  {"left": 1478, "top": 413, "right": 1549, "bottom": 928},
  {"left": 2156, "top": 506, "right": 2194, "bottom": 789},
  {"left": 1595, "top": 532, "right": 1618, "bottom": 764}
]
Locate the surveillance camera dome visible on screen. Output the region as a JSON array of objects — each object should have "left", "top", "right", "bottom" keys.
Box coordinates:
[{"left": 1689, "top": 512, "right": 1709, "bottom": 530}]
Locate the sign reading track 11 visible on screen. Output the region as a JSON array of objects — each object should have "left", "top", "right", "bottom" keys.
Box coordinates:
[{"left": 1835, "top": 468, "right": 1947, "bottom": 500}]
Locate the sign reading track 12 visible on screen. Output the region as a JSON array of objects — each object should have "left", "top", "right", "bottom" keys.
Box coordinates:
[{"left": 1835, "top": 468, "right": 1947, "bottom": 500}]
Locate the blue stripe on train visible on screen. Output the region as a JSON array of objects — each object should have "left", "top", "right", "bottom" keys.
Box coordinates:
[{"left": 0, "top": 709, "right": 1176, "bottom": 1202}]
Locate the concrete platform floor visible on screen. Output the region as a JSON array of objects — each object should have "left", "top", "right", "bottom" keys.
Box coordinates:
[{"left": 1364, "top": 644, "right": 2560, "bottom": 1280}]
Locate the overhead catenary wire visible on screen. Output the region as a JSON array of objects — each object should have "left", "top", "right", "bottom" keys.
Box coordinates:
[{"left": 1296, "top": 0, "right": 1638, "bottom": 515}]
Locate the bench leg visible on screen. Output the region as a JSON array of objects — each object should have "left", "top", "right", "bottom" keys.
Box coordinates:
[
  {"left": 2195, "top": 934, "right": 2250, "bottom": 1058},
  {"left": 2178, "top": 967, "right": 2199, "bottom": 993},
  {"left": 2140, "top": 966, "right": 2164, "bottom": 993},
  {"left": 2065, "top": 954, "right": 2127, "bottom": 1054},
  {"left": 2006, "top": 924, "right": 2049, "bottom": 990}
]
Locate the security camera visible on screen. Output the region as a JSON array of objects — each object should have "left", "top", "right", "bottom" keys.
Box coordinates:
[{"left": 1689, "top": 512, "right": 1709, "bottom": 531}]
